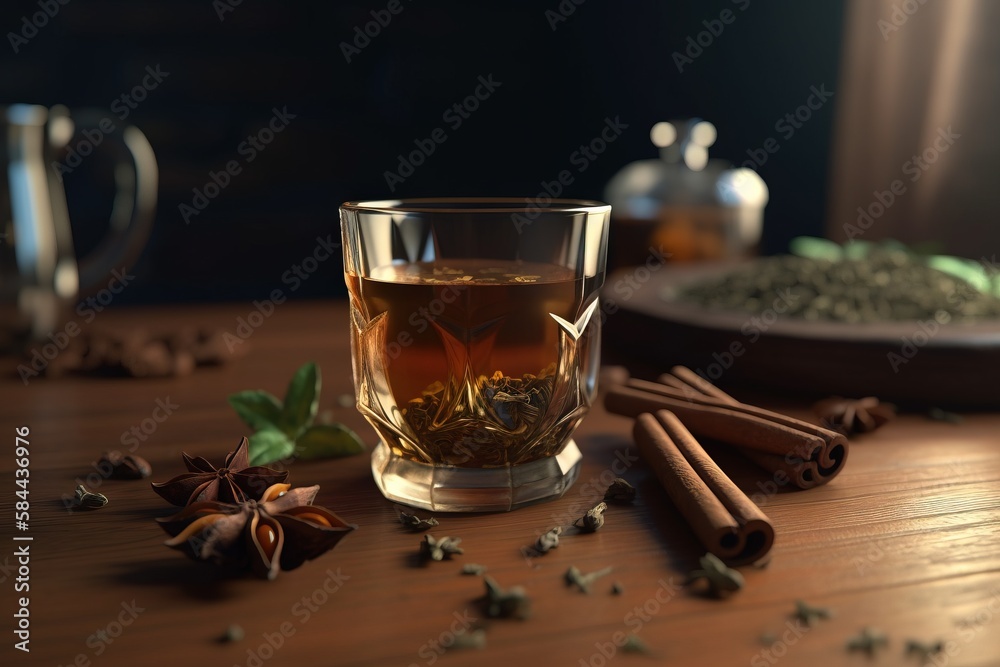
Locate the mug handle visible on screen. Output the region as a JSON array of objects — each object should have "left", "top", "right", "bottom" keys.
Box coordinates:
[{"left": 50, "top": 107, "right": 158, "bottom": 295}]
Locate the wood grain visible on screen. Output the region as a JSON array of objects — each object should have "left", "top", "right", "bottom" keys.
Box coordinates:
[{"left": 1, "top": 301, "right": 999, "bottom": 667}]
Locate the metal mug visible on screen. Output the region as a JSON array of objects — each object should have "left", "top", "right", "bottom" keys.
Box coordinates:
[{"left": 0, "top": 104, "right": 157, "bottom": 351}]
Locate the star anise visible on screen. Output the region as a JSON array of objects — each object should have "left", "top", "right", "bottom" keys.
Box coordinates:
[
  {"left": 151, "top": 436, "right": 288, "bottom": 506},
  {"left": 813, "top": 396, "right": 895, "bottom": 436},
  {"left": 157, "top": 483, "right": 355, "bottom": 580}
]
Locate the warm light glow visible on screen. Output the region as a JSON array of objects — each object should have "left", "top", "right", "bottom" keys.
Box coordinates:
[
  {"left": 683, "top": 144, "right": 709, "bottom": 171},
  {"left": 691, "top": 121, "right": 717, "bottom": 147},
  {"left": 716, "top": 168, "right": 769, "bottom": 206},
  {"left": 650, "top": 121, "right": 676, "bottom": 148}
]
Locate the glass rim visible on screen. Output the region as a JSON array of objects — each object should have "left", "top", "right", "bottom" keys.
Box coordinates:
[{"left": 340, "top": 197, "right": 611, "bottom": 215}]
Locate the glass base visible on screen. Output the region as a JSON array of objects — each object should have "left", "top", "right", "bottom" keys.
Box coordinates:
[{"left": 371, "top": 440, "right": 583, "bottom": 512}]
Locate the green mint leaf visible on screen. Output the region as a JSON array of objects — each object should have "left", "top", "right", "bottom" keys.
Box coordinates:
[
  {"left": 228, "top": 390, "right": 283, "bottom": 431},
  {"left": 927, "top": 255, "right": 990, "bottom": 293},
  {"left": 789, "top": 236, "right": 842, "bottom": 262},
  {"left": 248, "top": 429, "right": 296, "bottom": 466},
  {"left": 294, "top": 423, "right": 365, "bottom": 460},
  {"left": 280, "top": 361, "right": 320, "bottom": 436},
  {"left": 842, "top": 239, "right": 875, "bottom": 260}
]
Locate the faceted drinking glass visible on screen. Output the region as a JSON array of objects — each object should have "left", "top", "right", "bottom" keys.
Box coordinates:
[{"left": 340, "top": 199, "right": 610, "bottom": 511}]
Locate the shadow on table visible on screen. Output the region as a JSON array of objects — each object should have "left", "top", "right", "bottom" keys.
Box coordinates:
[
  {"left": 581, "top": 430, "right": 796, "bottom": 576},
  {"left": 111, "top": 558, "right": 251, "bottom": 601}
]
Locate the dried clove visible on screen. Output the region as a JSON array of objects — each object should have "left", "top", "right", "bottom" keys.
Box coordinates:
[
  {"left": 905, "top": 639, "right": 944, "bottom": 659},
  {"left": 399, "top": 510, "right": 439, "bottom": 532},
  {"left": 534, "top": 526, "right": 562, "bottom": 554},
  {"left": 565, "top": 565, "right": 614, "bottom": 594},
  {"left": 420, "top": 534, "right": 463, "bottom": 562},
  {"left": 72, "top": 484, "right": 108, "bottom": 510},
  {"left": 480, "top": 576, "right": 531, "bottom": 619},
  {"left": 793, "top": 600, "right": 833, "bottom": 626},
  {"left": 98, "top": 451, "right": 152, "bottom": 480},
  {"left": 574, "top": 502, "right": 607, "bottom": 532},
  {"left": 684, "top": 553, "right": 744, "bottom": 597},
  {"left": 603, "top": 478, "right": 636, "bottom": 504}
]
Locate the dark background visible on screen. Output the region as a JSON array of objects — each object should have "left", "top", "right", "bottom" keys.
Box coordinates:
[{"left": 0, "top": 0, "right": 845, "bottom": 303}]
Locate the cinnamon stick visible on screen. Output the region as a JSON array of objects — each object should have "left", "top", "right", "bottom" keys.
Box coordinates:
[
  {"left": 662, "top": 366, "right": 740, "bottom": 405},
  {"left": 606, "top": 384, "right": 827, "bottom": 459},
  {"left": 634, "top": 410, "right": 774, "bottom": 565},
  {"left": 629, "top": 378, "right": 846, "bottom": 469},
  {"left": 604, "top": 368, "right": 849, "bottom": 488}
]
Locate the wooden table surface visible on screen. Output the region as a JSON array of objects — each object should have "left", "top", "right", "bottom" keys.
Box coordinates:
[{"left": 2, "top": 300, "right": 999, "bottom": 667}]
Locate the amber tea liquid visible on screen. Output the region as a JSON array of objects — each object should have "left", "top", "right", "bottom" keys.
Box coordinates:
[{"left": 348, "top": 259, "right": 598, "bottom": 467}]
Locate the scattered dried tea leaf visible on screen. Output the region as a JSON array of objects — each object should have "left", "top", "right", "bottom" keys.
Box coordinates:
[
  {"left": 450, "top": 628, "right": 486, "bottom": 650},
  {"left": 420, "top": 535, "right": 464, "bottom": 562},
  {"left": 793, "top": 600, "right": 833, "bottom": 626},
  {"left": 905, "top": 639, "right": 944, "bottom": 658},
  {"left": 534, "top": 526, "right": 562, "bottom": 554},
  {"left": 759, "top": 633, "right": 777, "bottom": 646},
  {"left": 461, "top": 563, "right": 487, "bottom": 576},
  {"left": 603, "top": 478, "right": 636, "bottom": 504},
  {"left": 611, "top": 582, "right": 624, "bottom": 595},
  {"left": 685, "top": 553, "right": 744, "bottom": 597},
  {"left": 574, "top": 502, "right": 607, "bottom": 533},
  {"left": 399, "top": 511, "right": 439, "bottom": 532},
  {"left": 622, "top": 634, "right": 651, "bottom": 655},
  {"left": 220, "top": 624, "right": 244, "bottom": 643},
  {"left": 846, "top": 627, "right": 888, "bottom": 655}
]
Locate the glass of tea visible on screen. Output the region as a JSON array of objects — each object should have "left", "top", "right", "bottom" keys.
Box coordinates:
[{"left": 340, "top": 199, "right": 610, "bottom": 511}]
